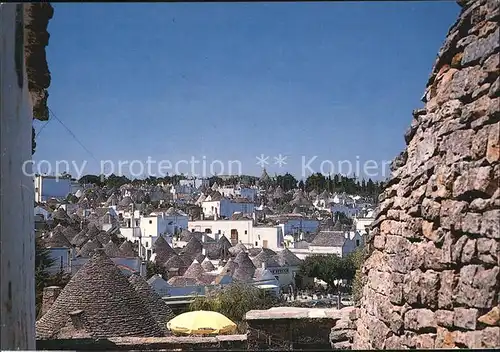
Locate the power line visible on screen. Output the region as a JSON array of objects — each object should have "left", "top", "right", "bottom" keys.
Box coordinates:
[
  {"left": 35, "top": 119, "right": 51, "bottom": 137},
  {"left": 47, "top": 107, "right": 100, "bottom": 164}
]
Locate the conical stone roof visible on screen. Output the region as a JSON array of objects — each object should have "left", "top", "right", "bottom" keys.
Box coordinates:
[
  {"left": 86, "top": 224, "right": 100, "bottom": 239},
  {"left": 154, "top": 236, "right": 176, "bottom": 264},
  {"left": 45, "top": 229, "right": 72, "bottom": 248},
  {"left": 222, "top": 258, "right": 238, "bottom": 275},
  {"left": 105, "top": 194, "right": 118, "bottom": 206},
  {"left": 45, "top": 227, "right": 72, "bottom": 248},
  {"left": 275, "top": 248, "right": 302, "bottom": 267},
  {"left": 119, "top": 241, "right": 136, "bottom": 257},
  {"left": 36, "top": 250, "right": 163, "bottom": 339},
  {"left": 128, "top": 274, "right": 175, "bottom": 334},
  {"left": 252, "top": 249, "right": 281, "bottom": 269},
  {"left": 309, "top": 189, "right": 319, "bottom": 199},
  {"left": 96, "top": 231, "right": 111, "bottom": 245},
  {"left": 258, "top": 168, "right": 271, "bottom": 186},
  {"left": 53, "top": 207, "right": 72, "bottom": 223},
  {"left": 183, "top": 259, "right": 205, "bottom": 279},
  {"left": 119, "top": 196, "right": 133, "bottom": 207},
  {"left": 180, "top": 237, "right": 203, "bottom": 260},
  {"left": 233, "top": 264, "right": 256, "bottom": 282},
  {"left": 195, "top": 253, "right": 205, "bottom": 263},
  {"left": 228, "top": 242, "right": 247, "bottom": 256},
  {"left": 62, "top": 226, "right": 79, "bottom": 242},
  {"left": 201, "top": 258, "right": 216, "bottom": 272},
  {"left": 71, "top": 229, "right": 89, "bottom": 247},
  {"left": 163, "top": 254, "right": 188, "bottom": 271},
  {"left": 77, "top": 239, "right": 102, "bottom": 258},
  {"left": 233, "top": 251, "right": 256, "bottom": 281},
  {"left": 104, "top": 240, "right": 122, "bottom": 258},
  {"left": 273, "top": 186, "right": 285, "bottom": 199}
]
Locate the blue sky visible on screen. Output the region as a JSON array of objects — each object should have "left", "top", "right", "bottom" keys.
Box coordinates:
[{"left": 34, "top": 1, "right": 460, "bottom": 180}]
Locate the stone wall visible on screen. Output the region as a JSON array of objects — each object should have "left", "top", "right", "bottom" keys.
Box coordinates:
[
  {"left": 246, "top": 307, "right": 355, "bottom": 350},
  {"left": 36, "top": 335, "right": 247, "bottom": 350},
  {"left": 354, "top": 0, "right": 499, "bottom": 349}
]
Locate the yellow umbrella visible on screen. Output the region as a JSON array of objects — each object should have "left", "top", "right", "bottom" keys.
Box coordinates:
[{"left": 166, "top": 310, "right": 237, "bottom": 335}]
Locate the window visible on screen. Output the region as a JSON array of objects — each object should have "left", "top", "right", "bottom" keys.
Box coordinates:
[
  {"left": 218, "top": 230, "right": 221, "bottom": 234},
  {"left": 255, "top": 241, "right": 258, "bottom": 246},
  {"left": 145, "top": 242, "right": 149, "bottom": 247},
  {"left": 149, "top": 220, "right": 152, "bottom": 224},
  {"left": 356, "top": 239, "right": 360, "bottom": 247},
  {"left": 244, "top": 230, "right": 247, "bottom": 235}
]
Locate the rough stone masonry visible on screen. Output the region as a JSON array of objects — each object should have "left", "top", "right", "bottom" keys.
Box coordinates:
[{"left": 353, "top": 0, "right": 499, "bottom": 349}]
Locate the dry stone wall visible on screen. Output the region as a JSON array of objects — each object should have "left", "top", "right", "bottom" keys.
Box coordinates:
[{"left": 354, "top": 0, "right": 499, "bottom": 349}]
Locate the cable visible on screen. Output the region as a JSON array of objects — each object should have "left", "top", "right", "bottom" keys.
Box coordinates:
[
  {"left": 35, "top": 119, "right": 51, "bottom": 137},
  {"left": 48, "top": 107, "right": 100, "bottom": 164}
]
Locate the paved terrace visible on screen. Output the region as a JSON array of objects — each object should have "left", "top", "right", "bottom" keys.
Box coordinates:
[{"left": 36, "top": 307, "right": 357, "bottom": 350}]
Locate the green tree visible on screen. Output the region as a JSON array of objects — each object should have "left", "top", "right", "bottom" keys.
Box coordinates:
[
  {"left": 35, "top": 238, "right": 55, "bottom": 317},
  {"left": 105, "top": 173, "right": 130, "bottom": 188},
  {"left": 305, "top": 173, "right": 327, "bottom": 192},
  {"left": 146, "top": 261, "right": 166, "bottom": 280},
  {"left": 189, "top": 282, "right": 280, "bottom": 332},
  {"left": 275, "top": 173, "right": 298, "bottom": 192},
  {"left": 79, "top": 174, "right": 103, "bottom": 186},
  {"left": 299, "top": 253, "right": 359, "bottom": 293}
]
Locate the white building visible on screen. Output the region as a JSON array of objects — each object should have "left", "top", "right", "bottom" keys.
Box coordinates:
[
  {"left": 218, "top": 186, "right": 257, "bottom": 202},
  {"left": 116, "top": 207, "right": 189, "bottom": 260},
  {"left": 309, "top": 230, "right": 362, "bottom": 256},
  {"left": 179, "top": 178, "right": 209, "bottom": 189},
  {"left": 34, "top": 204, "right": 52, "bottom": 221},
  {"left": 202, "top": 198, "right": 255, "bottom": 219},
  {"left": 148, "top": 209, "right": 188, "bottom": 236},
  {"left": 289, "top": 230, "right": 363, "bottom": 260},
  {"left": 354, "top": 213, "right": 374, "bottom": 236},
  {"left": 188, "top": 219, "right": 284, "bottom": 250},
  {"left": 271, "top": 215, "right": 320, "bottom": 236},
  {"left": 34, "top": 174, "right": 73, "bottom": 202}
]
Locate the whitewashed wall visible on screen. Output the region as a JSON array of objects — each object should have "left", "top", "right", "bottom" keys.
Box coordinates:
[{"left": 0, "top": 3, "right": 36, "bottom": 349}]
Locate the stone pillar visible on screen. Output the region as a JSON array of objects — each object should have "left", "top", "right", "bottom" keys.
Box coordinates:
[
  {"left": 40, "top": 286, "right": 62, "bottom": 317},
  {"left": 354, "top": 0, "right": 499, "bottom": 349}
]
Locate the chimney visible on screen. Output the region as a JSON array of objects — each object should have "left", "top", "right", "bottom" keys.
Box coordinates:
[
  {"left": 215, "top": 233, "right": 220, "bottom": 241},
  {"left": 252, "top": 212, "right": 257, "bottom": 225},
  {"left": 202, "top": 247, "right": 206, "bottom": 256},
  {"left": 41, "top": 286, "right": 62, "bottom": 317},
  {"left": 69, "top": 310, "right": 85, "bottom": 330},
  {"left": 139, "top": 260, "right": 147, "bottom": 277},
  {"left": 261, "top": 262, "right": 265, "bottom": 270},
  {"left": 71, "top": 245, "right": 77, "bottom": 260}
]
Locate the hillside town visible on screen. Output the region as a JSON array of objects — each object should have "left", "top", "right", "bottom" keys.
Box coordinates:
[
  {"left": 35, "top": 169, "right": 376, "bottom": 299},
  {"left": 33, "top": 168, "right": 378, "bottom": 341}
]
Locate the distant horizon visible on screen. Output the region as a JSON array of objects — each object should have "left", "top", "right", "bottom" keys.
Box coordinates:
[
  {"left": 34, "top": 169, "right": 387, "bottom": 184},
  {"left": 33, "top": 2, "right": 460, "bottom": 181}
]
